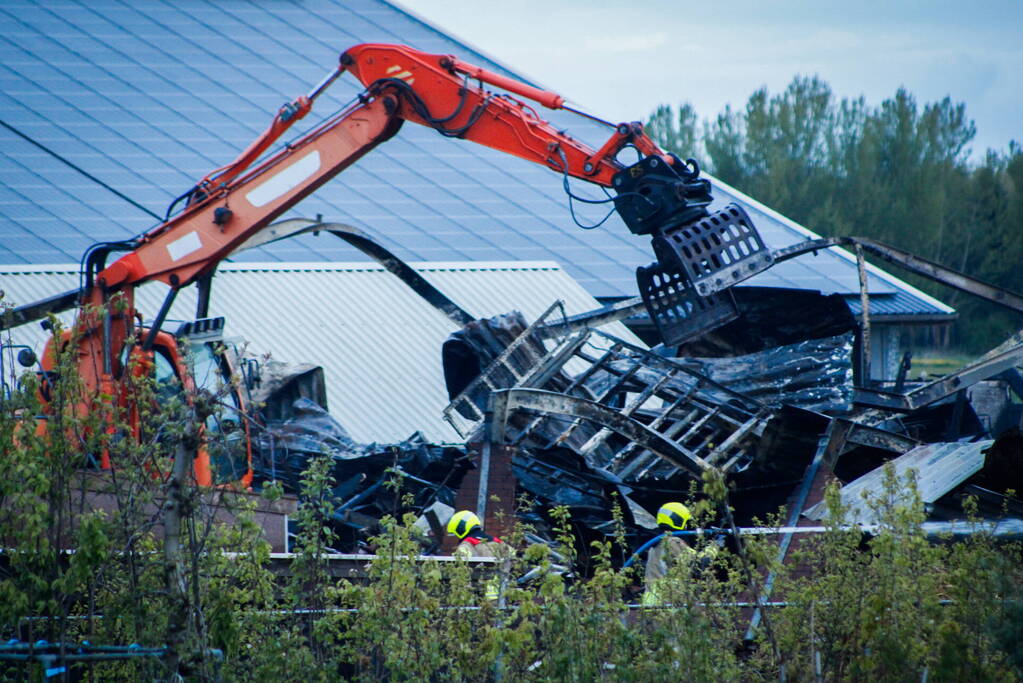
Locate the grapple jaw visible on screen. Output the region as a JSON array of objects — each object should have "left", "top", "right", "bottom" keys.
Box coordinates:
[
  {"left": 612, "top": 155, "right": 775, "bottom": 346},
  {"left": 652, "top": 203, "right": 774, "bottom": 298},
  {"left": 636, "top": 263, "right": 740, "bottom": 347}
]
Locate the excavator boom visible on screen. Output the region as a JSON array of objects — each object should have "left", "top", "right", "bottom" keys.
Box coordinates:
[
  {"left": 91, "top": 43, "right": 771, "bottom": 347},
  {"left": 95, "top": 96, "right": 403, "bottom": 293},
  {"left": 24, "top": 41, "right": 776, "bottom": 487},
  {"left": 339, "top": 43, "right": 651, "bottom": 186}
]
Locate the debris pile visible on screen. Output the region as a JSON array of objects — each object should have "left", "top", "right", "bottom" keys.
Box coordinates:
[
  {"left": 246, "top": 241, "right": 1023, "bottom": 558},
  {"left": 438, "top": 295, "right": 1023, "bottom": 552},
  {"left": 252, "top": 398, "right": 469, "bottom": 549}
]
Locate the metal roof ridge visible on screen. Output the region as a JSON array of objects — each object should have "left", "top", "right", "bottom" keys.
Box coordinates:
[
  {"left": 0, "top": 263, "right": 79, "bottom": 274},
  {"left": 708, "top": 174, "right": 956, "bottom": 314},
  {"left": 216, "top": 260, "right": 564, "bottom": 272}
]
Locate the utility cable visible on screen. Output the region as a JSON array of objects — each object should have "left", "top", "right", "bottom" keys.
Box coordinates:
[{"left": 1, "top": 118, "right": 162, "bottom": 221}]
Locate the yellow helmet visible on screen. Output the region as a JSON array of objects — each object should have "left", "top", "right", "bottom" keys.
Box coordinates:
[
  {"left": 447, "top": 510, "right": 482, "bottom": 539},
  {"left": 657, "top": 502, "right": 692, "bottom": 530}
]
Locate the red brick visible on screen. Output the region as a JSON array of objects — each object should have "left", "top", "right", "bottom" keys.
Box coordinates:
[{"left": 443, "top": 442, "right": 517, "bottom": 552}]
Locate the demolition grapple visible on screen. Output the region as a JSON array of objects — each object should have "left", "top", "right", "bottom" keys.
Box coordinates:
[{"left": 613, "top": 154, "right": 774, "bottom": 345}]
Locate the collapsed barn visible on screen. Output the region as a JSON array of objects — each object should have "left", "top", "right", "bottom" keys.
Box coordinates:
[
  {"left": 6, "top": 214, "right": 1021, "bottom": 569},
  {"left": 1, "top": 0, "right": 1020, "bottom": 573},
  {"left": 230, "top": 235, "right": 1023, "bottom": 562}
]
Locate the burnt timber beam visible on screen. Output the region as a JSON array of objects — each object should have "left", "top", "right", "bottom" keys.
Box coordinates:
[
  {"left": 774, "top": 236, "right": 1023, "bottom": 314},
  {"left": 541, "top": 233, "right": 1023, "bottom": 338},
  {"left": 1, "top": 287, "right": 81, "bottom": 331},
  {"left": 855, "top": 340, "right": 1023, "bottom": 411},
  {"left": 488, "top": 388, "right": 711, "bottom": 476},
  {"left": 2, "top": 217, "right": 478, "bottom": 332},
  {"left": 237, "top": 218, "right": 475, "bottom": 326},
  {"left": 746, "top": 418, "right": 850, "bottom": 641},
  {"left": 841, "top": 419, "right": 920, "bottom": 456},
  {"left": 537, "top": 297, "right": 647, "bottom": 338}
]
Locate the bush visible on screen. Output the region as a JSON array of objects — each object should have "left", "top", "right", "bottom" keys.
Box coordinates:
[{"left": 2, "top": 331, "right": 1021, "bottom": 680}]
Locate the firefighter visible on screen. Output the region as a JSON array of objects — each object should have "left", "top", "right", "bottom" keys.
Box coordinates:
[
  {"left": 447, "top": 510, "right": 508, "bottom": 557},
  {"left": 642, "top": 501, "right": 717, "bottom": 606},
  {"left": 447, "top": 510, "right": 513, "bottom": 601}
]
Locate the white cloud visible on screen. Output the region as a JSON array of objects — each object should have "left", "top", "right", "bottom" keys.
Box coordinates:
[
  {"left": 395, "top": 0, "right": 1023, "bottom": 153},
  {"left": 582, "top": 32, "right": 669, "bottom": 54}
]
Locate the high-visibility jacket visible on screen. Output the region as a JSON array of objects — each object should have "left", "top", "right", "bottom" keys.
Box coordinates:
[
  {"left": 645, "top": 535, "right": 696, "bottom": 583},
  {"left": 454, "top": 533, "right": 514, "bottom": 601},
  {"left": 454, "top": 534, "right": 508, "bottom": 560},
  {"left": 642, "top": 533, "right": 717, "bottom": 606}
]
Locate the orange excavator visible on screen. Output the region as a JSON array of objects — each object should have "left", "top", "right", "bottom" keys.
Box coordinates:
[{"left": 2, "top": 43, "right": 771, "bottom": 486}]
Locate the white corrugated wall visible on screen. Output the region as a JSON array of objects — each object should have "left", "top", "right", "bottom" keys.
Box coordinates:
[{"left": 1, "top": 261, "right": 642, "bottom": 443}]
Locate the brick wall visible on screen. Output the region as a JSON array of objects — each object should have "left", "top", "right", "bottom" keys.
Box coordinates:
[{"left": 442, "top": 442, "right": 517, "bottom": 552}]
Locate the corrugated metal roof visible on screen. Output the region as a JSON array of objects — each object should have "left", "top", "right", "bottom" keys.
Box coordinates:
[
  {"left": 846, "top": 290, "right": 958, "bottom": 319},
  {"left": 804, "top": 440, "right": 992, "bottom": 523},
  {"left": 0, "top": 261, "right": 643, "bottom": 444},
  {"left": 0, "top": 0, "right": 952, "bottom": 319}
]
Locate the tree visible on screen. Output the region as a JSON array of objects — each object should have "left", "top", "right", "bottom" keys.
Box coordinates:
[
  {"left": 649, "top": 77, "right": 1022, "bottom": 352},
  {"left": 0, "top": 307, "right": 270, "bottom": 680},
  {"left": 646, "top": 103, "right": 700, "bottom": 163}
]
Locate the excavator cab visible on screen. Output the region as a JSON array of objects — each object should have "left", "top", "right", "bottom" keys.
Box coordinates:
[
  {"left": 116, "top": 317, "right": 252, "bottom": 487},
  {"left": 173, "top": 318, "right": 252, "bottom": 487}
]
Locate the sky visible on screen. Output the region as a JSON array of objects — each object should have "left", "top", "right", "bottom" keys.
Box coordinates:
[{"left": 396, "top": 0, "right": 1022, "bottom": 159}]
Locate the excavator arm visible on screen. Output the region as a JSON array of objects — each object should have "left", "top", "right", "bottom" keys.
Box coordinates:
[
  {"left": 84, "top": 42, "right": 769, "bottom": 350},
  {"left": 93, "top": 43, "right": 652, "bottom": 295},
  {"left": 0, "top": 41, "right": 773, "bottom": 344},
  {"left": 338, "top": 43, "right": 665, "bottom": 187},
  {"left": 92, "top": 95, "right": 403, "bottom": 295},
  {"left": 13, "top": 41, "right": 779, "bottom": 488},
  {"left": 25, "top": 40, "right": 776, "bottom": 423}
]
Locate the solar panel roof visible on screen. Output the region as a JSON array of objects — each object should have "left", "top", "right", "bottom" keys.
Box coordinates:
[{"left": 0, "top": 0, "right": 951, "bottom": 317}]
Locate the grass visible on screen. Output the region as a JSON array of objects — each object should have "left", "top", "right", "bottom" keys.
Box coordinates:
[{"left": 910, "top": 350, "right": 974, "bottom": 378}]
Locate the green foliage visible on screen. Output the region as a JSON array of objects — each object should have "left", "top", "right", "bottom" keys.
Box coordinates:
[
  {"left": 649, "top": 81, "right": 1022, "bottom": 353},
  {"left": 646, "top": 103, "right": 699, "bottom": 161},
  {"left": 764, "top": 467, "right": 1022, "bottom": 681},
  {"left": 3, "top": 321, "right": 1022, "bottom": 680},
  {"left": 1, "top": 310, "right": 278, "bottom": 680}
]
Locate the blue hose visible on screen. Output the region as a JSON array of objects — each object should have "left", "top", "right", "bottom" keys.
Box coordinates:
[
  {"left": 624, "top": 530, "right": 692, "bottom": 568},
  {"left": 622, "top": 528, "right": 726, "bottom": 568}
]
